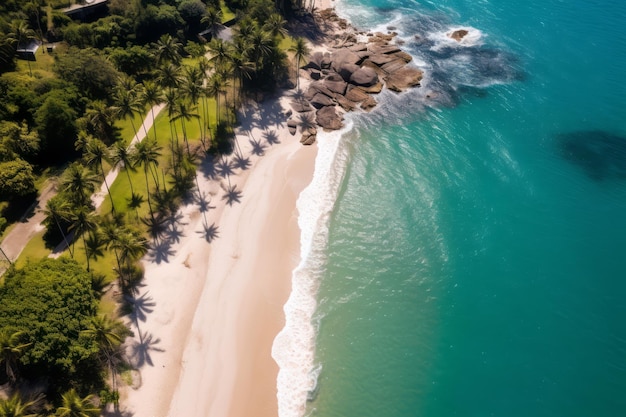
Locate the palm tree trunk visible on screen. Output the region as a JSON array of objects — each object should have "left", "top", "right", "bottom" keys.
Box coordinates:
[
  {"left": 101, "top": 161, "right": 116, "bottom": 213},
  {"left": 54, "top": 215, "right": 74, "bottom": 258}
]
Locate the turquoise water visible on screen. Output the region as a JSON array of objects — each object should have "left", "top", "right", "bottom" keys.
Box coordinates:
[{"left": 308, "top": 0, "right": 626, "bottom": 416}]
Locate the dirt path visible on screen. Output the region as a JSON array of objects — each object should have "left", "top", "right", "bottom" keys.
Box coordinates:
[{"left": 0, "top": 104, "right": 165, "bottom": 272}]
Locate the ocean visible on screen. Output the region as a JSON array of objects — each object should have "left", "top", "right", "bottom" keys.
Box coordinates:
[{"left": 272, "top": 0, "right": 626, "bottom": 416}]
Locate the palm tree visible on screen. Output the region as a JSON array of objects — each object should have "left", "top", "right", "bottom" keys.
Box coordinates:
[
  {"left": 225, "top": 44, "right": 253, "bottom": 112},
  {"left": 0, "top": 393, "right": 37, "bottom": 417},
  {"left": 205, "top": 72, "right": 225, "bottom": 126},
  {"left": 81, "top": 315, "right": 129, "bottom": 393},
  {"left": 56, "top": 389, "right": 100, "bottom": 417},
  {"left": 154, "top": 34, "right": 182, "bottom": 66},
  {"left": 43, "top": 197, "right": 74, "bottom": 257},
  {"left": 182, "top": 66, "right": 206, "bottom": 150},
  {"left": 0, "top": 330, "right": 31, "bottom": 386},
  {"left": 83, "top": 231, "right": 106, "bottom": 271},
  {"left": 249, "top": 27, "right": 273, "bottom": 74},
  {"left": 264, "top": 13, "right": 288, "bottom": 39},
  {"left": 290, "top": 37, "right": 311, "bottom": 89},
  {"left": 111, "top": 227, "right": 148, "bottom": 266},
  {"left": 83, "top": 137, "right": 115, "bottom": 213},
  {"left": 140, "top": 80, "right": 164, "bottom": 143},
  {"left": 201, "top": 7, "right": 224, "bottom": 41},
  {"left": 110, "top": 141, "right": 137, "bottom": 196},
  {"left": 206, "top": 38, "right": 230, "bottom": 72},
  {"left": 83, "top": 100, "right": 117, "bottom": 143},
  {"left": 68, "top": 206, "right": 98, "bottom": 270},
  {"left": 112, "top": 87, "right": 141, "bottom": 141},
  {"left": 133, "top": 139, "right": 163, "bottom": 219},
  {"left": 170, "top": 99, "right": 199, "bottom": 156},
  {"left": 6, "top": 20, "right": 35, "bottom": 76},
  {"left": 61, "top": 163, "right": 99, "bottom": 208}
]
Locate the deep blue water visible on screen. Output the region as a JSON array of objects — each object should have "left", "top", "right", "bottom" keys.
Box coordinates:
[{"left": 308, "top": 0, "right": 626, "bottom": 416}]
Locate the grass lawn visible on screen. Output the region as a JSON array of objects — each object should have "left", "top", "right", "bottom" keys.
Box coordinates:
[
  {"left": 14, "top": 230, "right": 51, "bottom": 269},
  {"left": 15, "top": 51, "right": 55, "bottom": 78}
]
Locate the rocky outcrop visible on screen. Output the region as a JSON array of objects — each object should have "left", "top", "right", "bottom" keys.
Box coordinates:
[
  {"left": 287, "top": 9, "right": 424, "bottom": 142},
  {"left": 449, "top": 29, "right": 469, "bottom": 41}
]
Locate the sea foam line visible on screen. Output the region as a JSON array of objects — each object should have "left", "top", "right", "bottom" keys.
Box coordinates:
[{"left": 272, "top": 119, "right": 355, "bottom": 417}]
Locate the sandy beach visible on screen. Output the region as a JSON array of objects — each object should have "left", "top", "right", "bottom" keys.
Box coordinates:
[
  {"left": 120, "top": 95, "right": 317, "bottom": 417},
  {"left": 118, "top": 1, "right": 338, "bottom": 415}
]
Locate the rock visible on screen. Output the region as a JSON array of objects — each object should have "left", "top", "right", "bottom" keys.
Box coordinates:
[
  {"left": 381, "top": 58, "right": 408, "bottom": 74},
  {"left": 287, "top": 119, "right": 297, "bottom": 136},
  {"left": 361, "top": 95, "right": 377, "bottom": 111},
  {"left": 291, "top": 99, "right": 312, "bottom": 113},
  {"left": 367, "top": 53, "right": 395, "bottom": 66},
  {"left": 300, "top": 130, "right": 317, "bottom": 145},
  {"left": 349, "top": 67, "right": 379, "bottom": 87},
  {"left": 356, "top": 50, "right": 371, "bottom": 60},
  {"left": 369, "top": 44, "right": 401, "bottom": 55},
  {"left": 384, "top": 66, "right": 423, "bottom": 92},
  {"left": 316, "top": 106, "right": 344, "bottom": 131},
  {"left": 337, "top": 63, "right": 361, "bottom": 82},
  {"left": 356, "top": 82, "right": 383, "bottom": 94},
  {"left": 285, "top": 109, "right": 293, "bottom": 118},
  {"left": 306, "top": 82, "right": 335, "bottom": 100},
  {"left": 335, "top": 94, "right": 357, "bottom": 111},
  {"left": 310, "top": 69, "right": 322, "bottom": 80},
  {"left": 330, "top": 49, "right": 362, "bottom": 73},
  {"left": 345, "top": 85, "right": 370, "bottom": 103},
  {"left": 391, "top": 51, "right": 413, "bottom": 63},
  {"left": 308, "top": 52, "right": 324, "bottom": 70},
  {"left": 323, "top": 73, "right": 348, "bottom": 95},
  {"left": 449, "top": 29, "right": 469, "bottom": 41},
  {"left": 349, "top": 43, "right": 368, "bottom": 52},
  {"left": 387, "top": 26, "right": 397, "bottom": 31},
  {"left": 310, "top": 93, "right": 335, "bottom": 108},
  {"left": 321, "top": 53, "right": 332, "bottom": 69}
]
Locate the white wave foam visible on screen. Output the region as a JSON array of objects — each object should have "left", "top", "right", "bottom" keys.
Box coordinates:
[
  {"left": 272, "top": 120, "right": 356, "bottom": 417},
  {"left": 428, "top": 26, "right": 484, "bottom": 50}
]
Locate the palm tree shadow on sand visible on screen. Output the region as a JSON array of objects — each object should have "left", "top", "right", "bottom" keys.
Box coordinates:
[
  {"left": 249, "top": 136, "right": 266, "bottom": 156},
  {"left": 263, "top": 129, "right": 281, "bottom": 146},
  {"left": 146, "top": 239, "right": 176, "bottom": 264},
  {"left": 221, "top": 185, "right": 242, "bottom": 206},
  {"left": 124, "top": 292, "right": 155, "bottom": 323},
  {"left": 126, "top": 330, "right": 164, "bottom": 368},
  {"left": 196, "top": 222, "right": 219, "bottom": 243}
]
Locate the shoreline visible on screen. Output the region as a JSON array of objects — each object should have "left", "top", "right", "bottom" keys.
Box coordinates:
[{"left": 120, "top": 93, "right": 318, "bottom": 417}]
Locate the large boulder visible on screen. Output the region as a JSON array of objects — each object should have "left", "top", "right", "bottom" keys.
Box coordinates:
[
  {"left": 291, "top": 99, "right": 312, "bottom": 113},
  {"left": 349, "top": 67, "right": 379, "bottom": 87},
  {"left": 308, "top": 52, "right": 324, "bottom": 70},
  {"left": 361, "top": 95, "right": 377, "bottom": 111},
  {"left": 305, "top": 82, "right": 335, "bottom": 100},
  {"left": 335, "top": 94, "right": 357, "bottom": 111},
  {"left": 384, "top": 66, "right": 423, "bottom": 92},
  {"left": 369, "top": 44, "right": 401, "bottom": 55},
  {"left": 323, "top": 73, "right": 348, "bottom": 95},
  {"left": 381, "top": 58, "right": 408, "bottom": 74},
  {"left": 316, "top": 106, "right": 343, "bottom": 130},
  {"left": 367, "top": 53, "right": 395, "bottom": 66},
  {"left": 349, "top": 43, "right": 368, "bottom": 52},
  {"left": 310, "top": 93, "right": 335, "bottom": 108},
  {"left": 330, "top": 49, "right": 362, "bottom": 73},
  {"left": 345, "top": 85, "right": 370, "bottom": 103},
  {"left": 337, "top": 63, "right": 361, "bottom": 82},
  {"left": 287, "top": 118, "right": 298, "bottom": 136},
  {"left": 391, "top": 51, "right": 413, "bottom": 63}
]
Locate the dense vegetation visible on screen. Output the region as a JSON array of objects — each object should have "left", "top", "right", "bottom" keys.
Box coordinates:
[{"left": 0, "top": 0, "right": 312, "bottom": 413}]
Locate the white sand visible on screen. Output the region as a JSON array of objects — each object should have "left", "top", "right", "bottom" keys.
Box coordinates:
[{"left": 120, "top": 95, "right": 317, "bottom": 417}]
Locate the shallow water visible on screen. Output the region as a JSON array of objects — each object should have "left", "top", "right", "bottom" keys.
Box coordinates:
[{"left": 275, "top": 0, "right": 626, "bottom": 416}]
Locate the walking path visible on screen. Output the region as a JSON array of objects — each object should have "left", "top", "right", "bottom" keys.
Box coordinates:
[{"left": 0, "top": 104, "right": 165, "bottom": 271}]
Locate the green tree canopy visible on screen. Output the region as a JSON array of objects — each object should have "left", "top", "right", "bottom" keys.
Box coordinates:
[
  {"left": 0, "top": 159, "right": 36, "bottom": 198},
  {"left": 0, "top": 258, "right": 101, "bottom": 391}
]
